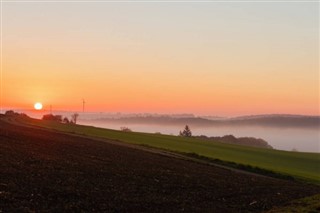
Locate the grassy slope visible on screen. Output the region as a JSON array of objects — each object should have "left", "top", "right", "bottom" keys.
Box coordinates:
[{"left": 13, "top": 117, "right": 320, "bottom": 184}]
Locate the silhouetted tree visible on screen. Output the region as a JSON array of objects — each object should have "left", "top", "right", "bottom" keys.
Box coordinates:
[
  {"left": 179, "top": 125, "right": 192, "bottom": 137},
  {"left": 71, "top": 113, "right": 79, "bottom": 124},
  {"left": 42, "top": 114, "right": 62, "bottom": 122},
  {"left": 5, "top": 110, "right": 19, "bottom": 116}
]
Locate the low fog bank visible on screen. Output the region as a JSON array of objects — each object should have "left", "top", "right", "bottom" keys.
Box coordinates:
[
  {"left": 5, "top": 110, "right": 319, "bottom": 153},
  {"left": 79, "top": 120, "right": 320, "bottom": 153},
  {"left": 81, "top": 114, "right": 320, "bottom": 129}
]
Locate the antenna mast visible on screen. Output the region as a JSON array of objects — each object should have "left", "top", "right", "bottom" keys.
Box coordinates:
[{"left": 82, "top": 99, "right": 85, "bottom": 113}]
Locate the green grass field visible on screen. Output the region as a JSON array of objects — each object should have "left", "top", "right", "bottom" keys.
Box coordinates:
[{"left": 12, "top": 117, "right": 320, "bottom": 184}]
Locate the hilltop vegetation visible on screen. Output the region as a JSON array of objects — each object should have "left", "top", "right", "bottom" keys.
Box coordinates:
[{"left": 194, "top": 134, "right": 273, "bottom": 149}]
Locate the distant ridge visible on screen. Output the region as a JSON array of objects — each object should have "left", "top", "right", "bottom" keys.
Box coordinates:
[
  {"left": 84, "top": 114, "right": 320, "bottom": 128},
  {"left": 3, "top": 109, "right": 319, "bottom": 128},
  {"left": 230, "top": 114, "right": 319, "bottom": 120}
]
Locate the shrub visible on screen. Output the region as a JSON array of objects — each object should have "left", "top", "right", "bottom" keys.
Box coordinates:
[
  {"left": 120, "top": 127, "right": 132, "bottom": 132},
  {"left": 63, "top": 117, "right": 70, "bottom": 124}
]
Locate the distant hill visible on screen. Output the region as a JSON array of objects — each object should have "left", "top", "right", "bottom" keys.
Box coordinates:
[
  {"left": 224, "top": 115, "right": 320, "bottom": 128},
  {"left": 195, "top": 135, "right": 273, "bottom": 149},
  {"left": 4, "top": 109, "right": 319, "bottom": 128},
  {"left": 87, "top": 114, "right": 320, "bottom": 128}
]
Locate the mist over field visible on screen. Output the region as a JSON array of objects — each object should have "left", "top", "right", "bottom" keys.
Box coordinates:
[
  {"left": 80, "top": 120, "right": 320, "bottom": 153},
  {"left": 69, "top": 112, "right": 320, "bottom": 153},
  {"left": 13, "top": 109, "right": 319, "bottom": 153},
  {"left": 82, "top": 114, "right": 318, "bottom": 153}
]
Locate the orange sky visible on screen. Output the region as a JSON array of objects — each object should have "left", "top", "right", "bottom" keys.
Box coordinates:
[{"left": 1, "top": 2, "right": 319, "bottom": 116}]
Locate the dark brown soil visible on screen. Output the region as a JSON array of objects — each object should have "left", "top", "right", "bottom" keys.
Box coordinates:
[{"left": 0, "top": 119, "right": 319, "bottom": 212}]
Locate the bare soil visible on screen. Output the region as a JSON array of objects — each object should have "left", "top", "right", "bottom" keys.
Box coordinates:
[{"left": 1, "top": 119, "right": 319, "bottom": 212}]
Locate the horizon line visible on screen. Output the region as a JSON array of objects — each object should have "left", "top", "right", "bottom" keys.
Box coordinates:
[{"left": 2, "top": 108, "right": 320, "bottom": 118}]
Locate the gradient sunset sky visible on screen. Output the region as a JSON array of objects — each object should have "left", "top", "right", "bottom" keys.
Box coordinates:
[{"left": 1, "top": 1, "right": 319, "bottom": 116}]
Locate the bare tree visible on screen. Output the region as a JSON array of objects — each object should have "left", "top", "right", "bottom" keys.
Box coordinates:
[{"left": 71, "top": 113, "right": 79, "bottom": 124}]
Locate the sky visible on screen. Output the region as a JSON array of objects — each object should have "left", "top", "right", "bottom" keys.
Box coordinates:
[{"left": 1, "top": 1, "right": 319, "bottom": 116}]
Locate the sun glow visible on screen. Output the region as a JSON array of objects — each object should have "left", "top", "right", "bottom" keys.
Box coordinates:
[{"left": 34, "top": 102, "right": 43, "bottom": 110}]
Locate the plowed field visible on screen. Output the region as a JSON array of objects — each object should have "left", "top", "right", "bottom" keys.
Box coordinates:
[{"left": 1, "top": 120, "right": 319, "bottom": 212}]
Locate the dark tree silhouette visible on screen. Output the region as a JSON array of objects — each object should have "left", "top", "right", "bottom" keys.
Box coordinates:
[
  {"left": 5, "top": 110, "right": 19, "bottom": 116},
  {"left": 179, "top": 125, "right": 192, "bottom": 137},
  {"left": 4, "top": 110, "right": 29, "bottom": 118},
  {"left": 42, "top": 114, "right": 62, "bottom": 122},
  {"left": 71, "top": 113, "right": 79, "bottom": 124}
]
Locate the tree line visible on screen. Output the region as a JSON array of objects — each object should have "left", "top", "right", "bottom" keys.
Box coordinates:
[{"left": 42, "top": 113, "right": 79, "bottom": 124}]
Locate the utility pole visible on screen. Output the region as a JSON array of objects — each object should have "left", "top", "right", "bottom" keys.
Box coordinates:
[{"left": 82, "top": 99, "right": 85, "bottom": 113}]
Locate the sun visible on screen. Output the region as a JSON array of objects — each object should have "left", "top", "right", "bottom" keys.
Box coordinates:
[{"left": 34, "top": 102, "right": 43, "bottom": 110}]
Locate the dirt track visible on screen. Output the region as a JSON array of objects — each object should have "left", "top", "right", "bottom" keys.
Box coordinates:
[{"left": 1, "top": 119, "right": 319, "bottom": 212}]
